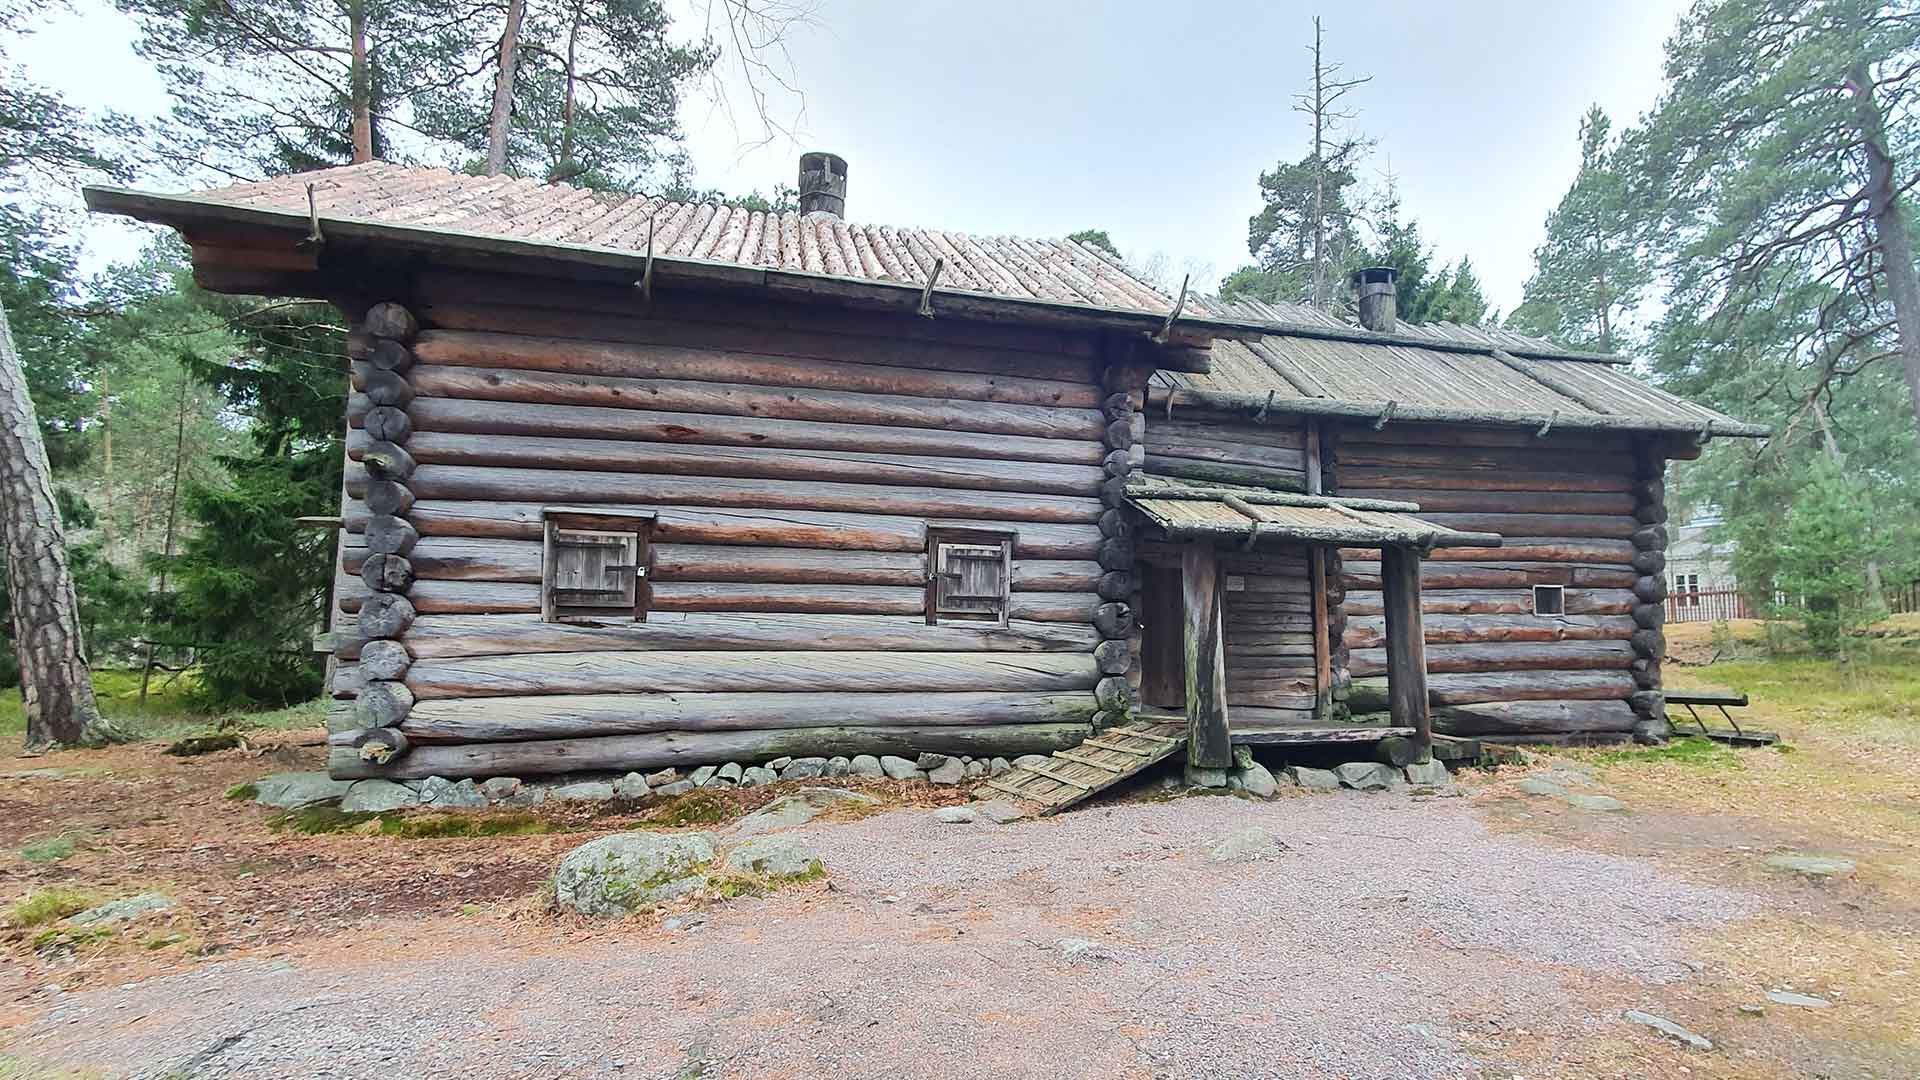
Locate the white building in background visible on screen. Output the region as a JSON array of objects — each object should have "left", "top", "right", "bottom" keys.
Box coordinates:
[{"left": 1668, "top": 505, "right": 1739, "bottom": 601}]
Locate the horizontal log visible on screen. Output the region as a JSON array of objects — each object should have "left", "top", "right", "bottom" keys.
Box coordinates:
[
  {"left": 398, "top": 690, "right": 1099, "bottom": 743},
  {"left": 1141, "top": 454, "right": 1307, "bottom": 491},
  {"left": 347, "top": 538, "right": 939, "bottom": 587},
  {"left": 1409, "top": 512, "right": 1641, "bottom": 540},
  {"left": 410, "top": 269, "right": 1100, "bottom": 373},
  {"left": 1343, "top": 589, "right": 1636, "bottom": 616},
  {"left": 406, "top": 650, "right": 1099, "bottom": 700},
  {"left": 352, "top": 464, "right": 1103, "bottom": 524},
  {"left": 377, "top": 612, "right": 1100, "bottom": 659},
  {"left": 1344, "top": 612, "right": 1637, "bottom": 648},
  {"left": 329, "top": 722, "right": 1093, "bottom": 780},
  {"left": 1342, "top": 562, "right": 1638, "bottom": 590},
  {"left": 339, "top": 579, "right": 928, "bottom": 617},
  {"left": 1331, "top": 466, "right": 1633, "bottom": 494},
  {"left": 361, "top": 394, "right": 1104, "bottom": 465},
  {"left": 1349, "top": 670, "right": 1635, "bottom": 708},
  {"left": 402, "top": 363, "right": 1104, "bottom": 440},
  {"left": 1417, "top": 538, "right": 1637, "bottom": 565},
  {"left": 408, "top": 328, "right": 1101, "bottom": 409},
  {"left": 1143, "top": 437, "right": 1307, "bottom": 471},
  {"left": 413, "top": 294, "right": 1101, "bottom": 382},
  {"left": 1151, "top": 418, "right": 1306, "bottom": 450},
  {"left": 1428, "top": 699, "right": 1639, "bottom": 736},
  {"left": 1334, "top": 487, "right": 1638, "bottom": 516},
  {"left": 1333, "top": 423, "right": 1636, "bottom": 452},
  {"left": 1334, "top": 445, "right": 1634, "bottom": 474},
  {"left": 347, "top": 428, "right": 1102, "bottom": 497},
  {"left": 1226, "top": 691, "right": 1316, "bottom": 710},
  {"left": 1347, "top": 640, "right": 1636, "bottom": 677}
]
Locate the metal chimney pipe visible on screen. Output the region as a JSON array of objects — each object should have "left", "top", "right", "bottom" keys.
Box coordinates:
[
  {"left": 797, "top": 152, "right": 847, "bottom": 217},
  {"left": 1352, "top": 266, "right": 1399, "bottom": 332}
]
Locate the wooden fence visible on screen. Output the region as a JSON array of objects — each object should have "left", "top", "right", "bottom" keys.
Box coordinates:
[{"left": 1665, "top": 588, "right": 1754, "bottom": 623}]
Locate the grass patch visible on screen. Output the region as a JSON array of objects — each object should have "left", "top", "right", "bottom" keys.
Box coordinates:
[
  {"left": 635, "top": 789, "right": 740, "bottom": 827},
  {"left": 376, "top": 812, "right": 558, "bottom": 838},
  {"left": 1585, "top": 735, "right": 1746, "bottom": 770},
  {"left": 6, "top": 889, "right": 98, "bottom": 929},
  {"left": 267, "top": 805, "right": 377, "bottom": 835},
  {"left": 0, "top": 670, "right": 329, "bottom": 744},
  {"left": 17, "top": 837, "right": 77, "bottom": 864},
  {"left": 223, "top": 782, "right": 259, "bottom": 801}
]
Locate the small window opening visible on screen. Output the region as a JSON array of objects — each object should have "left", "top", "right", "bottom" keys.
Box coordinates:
[
  {"left": 542, "top": 507, "right": 655, "bottom": 623},
  {"left": 927, "top": 526, "right": 1015, "bottom": 626},
  {"left": 1532, "top": 584, "right": 1565, "bottom": 617}
]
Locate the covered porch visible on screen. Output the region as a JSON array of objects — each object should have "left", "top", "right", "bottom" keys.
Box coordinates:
[{"left": 1126, "top": 481, "right": 1502, "bottom": 769}]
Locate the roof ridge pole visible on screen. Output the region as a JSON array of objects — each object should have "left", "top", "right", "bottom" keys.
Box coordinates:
[{"left": 1488, "top": 347, "right": 1614, "bottom": 416}]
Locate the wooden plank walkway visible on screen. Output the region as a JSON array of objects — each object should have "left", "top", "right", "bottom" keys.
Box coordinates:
[{"left": 981, "top": 719, "right": 1188, "bottom": 816}]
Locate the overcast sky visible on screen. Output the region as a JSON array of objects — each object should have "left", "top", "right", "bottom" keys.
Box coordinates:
[{"left": 15, "top": 0, "right": 1688, "bottom": 315}]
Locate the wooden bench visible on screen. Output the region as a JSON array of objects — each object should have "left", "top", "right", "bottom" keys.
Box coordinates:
[{"left": 1665, "top": 689, "right": 1776, "bottom": 746}]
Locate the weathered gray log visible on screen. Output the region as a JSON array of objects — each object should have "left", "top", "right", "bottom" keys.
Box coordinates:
[
  {"left": 1348, "top": 670, "right": 1636, "bottom": 708},
  {"left": 357, "top": 593, "right": 416, "bottom": 639},
  {"left": 1334, "top": 423, "right": 1636, "bottom": 452},
  {"left": 1333, "top": 487, "right": 1637, "bottom": 515},
  {"left": 1096, "top": 571, "right": 1133, "bottom": 602},
  {"left": 1342, "top": 588, "right": 1636, "bottom": 616},
  {"left": 329, "top": 722, "right": 1094, "bottom": 780},
  {"left": 359, "top": 552, "right": 414, "bottom": 593},
  {"left": 1343, "top": 612, "right": 1636, "bottom": 648},
  {"left": 368, "top": 338, "right": 414, "bottom": 373},
  {"left": 1631, "top": 629, "right": 1665, "bottom": 657},
  {"left": 1093, "top": 639, "right": 1131, "bottom": 675},
  {"left": 1141, "top": 454, "right": 1307, "bottom": 491},
  {"left": 403, "top": 363, "right": 1104, "bottom": 441},
  {"left": 1094, "top": 676, "right": 1131, "bottom": 713},
  {"left": 1334, "top": 444, "right": 1634, "bottom": 474},
  {"left": 363, "top": 301, "right": 417, "bottom": 342},
  {"left": 1102, "top": 447, "right": 1132, "bottom": 476},
  {"left": 1632, "top": 603, "right": 1663, "bottom": 629},
  {"left": 1635, "top": 503, "right": 1668, "bottom": 524},
  {"left": 404, "top": 649, "right": 1101, "bottom": 699},
  {"left": 1182, "top": 541, "right": 1231, "bottom": 768},
  {"left": 360, "top": 440, "right": 416, "bottom": 481},
  {"left": 355, "top": 680, "right": 414, "bottom": 728},
  {"left": 361, "top": 367, "right": 414, "bottom": 408},
  {"left": 1348, "top": 640, "right": 1636, "bottom": 677},
  {"left": 1632, "top": 524, "right": 1668, "bottom": 551},
  {"left": 1335, "top": 466, "right": 1633, "bottom": 494},
  {"left": 1406, "top": 511, "right": 1641, "bottom": 539},
  {"left": 1145, "top": 436, "right": 1307, "bottom": 471},
  {"left": 363, "top": 405, "right": 413, "bottom": 444},
  {"left": 1631, "top": 549, "right": 1667, "bottom": 575},
  {"left": 1093, "top": 602, "right": 1133, "bottom": 639},
  {"left": 330, "top": 661, "right": 362, "bottom": 700},
  {"left": 1380, "top": 546, "right": 1431, "bottom": 752},
  {"left": 396, "top": 690, "right": 1100, "bottom": 743},
  {"left": 394, "top": 611, "right": 1099, "bottom": 659},
  {"left": 1429, "top": 698, "right": 1638, "bottom": 736},
  {"left": 368, "top": 464, "right": 1102, "bottom": 524},
  {"left": 364, "top": 514, "right": 419, "bottom": 556},
  {"left": 1633, "top": 577, "right": 1668, "bottom": 603},
  {"left": 1343, "top": 562, "right": 1637, "bottom": 590},
  {"left": 1098, "top": 508, "right": 1128, "bottom": 538},
  {"left": 357, "top": 639, "right": 413, "bottom": 681},
  {"left": 1104, "top": 418, "right": 1133, "bottom": 449},
  {"left": 351, "top": 428, "right": 1103, "bottom": 498},
  {"left": 1096, "top": 537, "right": 1134, "bottom": 570},
  {"left": 352, "top": 726, "right": 411, "bottom": 764},
  {"left": 353, "top": 500, "right": 1102, "bottom": 558},
  {"left": 355, "top": 395, "right": 1104, "bottom": 466},
  {"left": 408, "top": 329, "right": 1104, "bottom": 409},
  {"left": 364, "top": 480, "right": 414, "bottom": 518}
]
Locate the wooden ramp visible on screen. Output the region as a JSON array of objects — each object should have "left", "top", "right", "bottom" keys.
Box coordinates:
[{"left": 980, "top": 719, "right": 1187, "bottom": 816}]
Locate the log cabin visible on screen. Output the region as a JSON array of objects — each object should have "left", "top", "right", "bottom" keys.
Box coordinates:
[{"left": 84, "top": 154, "right": 1766, "bottom": 781}]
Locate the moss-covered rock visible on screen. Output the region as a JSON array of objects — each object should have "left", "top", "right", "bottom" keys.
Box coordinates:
[{"left": 553, "top": 832, "right": 718, "bottom": 917}]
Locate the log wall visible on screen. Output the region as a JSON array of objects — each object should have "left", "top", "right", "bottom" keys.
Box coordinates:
[
  {"left": 328, "top": 271, "right": 1121, "bottom": 778},
  {"left": 1329, "top": 422, "right": 1661, "bottom": 740}
]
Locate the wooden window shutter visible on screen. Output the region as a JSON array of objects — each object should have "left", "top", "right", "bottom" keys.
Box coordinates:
[
  {"left": 542, "top": 508, "right": 655, "bottom": 623},
  {"left": 927, "top": 527, "right": 1013, "bottom": 625}
]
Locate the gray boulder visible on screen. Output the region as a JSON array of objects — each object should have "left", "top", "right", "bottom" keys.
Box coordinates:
[
  {"left": 736, "top": 787, "right": 877, "bottom": 836},
  {"left": 974, "top": 800, "right": 1028, "bottom": 824},
  {"left": 554, "top": 833, "right": 717, "bottom": 917},
  {"left": 340, "top": 779, "right": 418, "bottom": 813},
  {"left": 613, "top": 772, "right": 652, "bottom": 799},
  {"left": 724, "top": 835, "right": 823, "bottom": 879},
  {"left": 1403, "top": 760, "right": 1450, "bottom": 786},
  {"left": 1283, "top": 766, "right": 1340, "bottom": 790},
  {"left": 739, "top": 767, "right": 777, "bottom": 788},
  {"left": 1623, "top": 1009, "right": 1712, "bottom": 1051},
  {"left": 933, "top": 805, "right": 978, "bottom": 824},
  {"left": 1233, "top": 762, "right": 1280, "bottom": 798},
  {"left": 1333, "top": 762, "right": 1402, "bottom": 792},
  {"left": 689, "top": 765, "right": 718, "bottom": 787},
  {"left": 480, "top": 777, "right": 524, "bottom": 802},
  {"left": 67, "top": 892, "right": 174, "bottom": 927},
  {"left": 1764, "top": 990, "right": 1830, "bottom": 1009},
  {"left": 644, "top": 768, "right": 678, "bottom": 786},
  {"left": 767, "top": 757, "right": 793, "bottom": 771},
  {"left": 917, "top": 752, "right": 951, "bottom": 770},
  {"left": 848, "top": 755, "right": 884, "bottom": 778},
  {"left": 1516, "top": 776, "right": 1568, "bottom": 797},
  {"left": 652, "top": 780, "right": 696, "bottom": 797},
  {"left": 549, "top": 780, "right": 615, "bottom": 802},
  {"left": 988, "top": 757, "right": 1012, "bottom": 777},
  {"left": 1012, "top": 754, "right": 1049, "bottom": 769},
  {"left": 253, "top": 772, "right": 354, "bottom": 809},
  {"left": 963, "top": 759, "right": 986, "bottom": 778},
  {"left": 717, "top": 762, "right": 744, "bottom": 783},
  {"left": 418, "top": 776, "right": 488, "bottom": 809},
  {"left": 1565, "top": 793, "right": 1627, "bottom": 812},
  {"left": 1185, "top": 765, "right": 1228, "bottom": 789},
  {"left": 1764, "top": 854, "right": 1855, "bottom": 877},
  {"left": 781, "top": 757, "right": 827, "bottom": 780},
  {"left": 927, "top": 759, "right": 967, "bottom": 785},
  {"left": 823, "top": 756, "right": 851, "bottom": 778},
  {"left": 879, "top": 755, "right": 923, "bottom": 780}
]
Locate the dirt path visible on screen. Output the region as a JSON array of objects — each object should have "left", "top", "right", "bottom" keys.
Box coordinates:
[{"left": 2, "top": 791, "right": 1754, "bottom": 1080}]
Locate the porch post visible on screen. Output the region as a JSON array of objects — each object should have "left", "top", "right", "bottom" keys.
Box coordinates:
[
  {"left": 1380, "top": 544, "right": 1432, "bottom": 755},
  {"left": 1181, "top": 541, "right": 1231, "bottom": 768}
]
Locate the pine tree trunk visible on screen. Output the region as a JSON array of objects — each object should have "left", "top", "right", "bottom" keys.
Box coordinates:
[
  {"left": 1849, "top": 63, "right": 1920, "bottom": 425},
  {"left": 483, "top": 0, "right": 526, "bottom": 175},
  {"left": 0, "top": 298, "right": 104, "bottom": 750},
  {"left": 349, "top": 1, "right": 374, "bottom": 163}
]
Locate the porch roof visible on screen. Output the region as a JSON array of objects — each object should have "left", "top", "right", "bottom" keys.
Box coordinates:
[{"left": 1125, "top": 477, "right": 1503, "bottom": 550}]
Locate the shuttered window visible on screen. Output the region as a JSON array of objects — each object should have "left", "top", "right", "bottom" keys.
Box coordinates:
[
  {"left": 542, "top": 508, "right": 655, "bottom": 623},
  {"left": 927, "top": 527, "right": 1014, "bottom": 626}
]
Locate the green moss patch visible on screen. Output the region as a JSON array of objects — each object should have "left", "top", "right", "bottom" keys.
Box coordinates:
[
  {"left": 376, "top": 813, "right": 558, "bottom": 838},
  {"left": 18, "top": 837, "right": 76, "bottom": 864},
  {"left": 636, "top": 790, "right": 740, "bottom": 828},
  {"left": 7, "top": 889, "right": 99, "bottom": 929},
  {"left": 1587, "top": 735, "right": 1745, "bottom": 770},
  {"left": 223, "top": 782, "right": 259, "bottom": 801},
  {"left": 267, "top": 806, "right": 379, "bottom": 835},
  {"left": 163, "top": 732, "right": 246, "bottom": 757}
]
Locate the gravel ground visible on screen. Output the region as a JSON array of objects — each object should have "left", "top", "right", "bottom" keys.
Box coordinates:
[{"left": 2, "top": 790, "right": 1752, "bottom": 1080}]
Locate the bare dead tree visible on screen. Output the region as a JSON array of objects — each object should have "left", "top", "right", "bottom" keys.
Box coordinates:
[{"left": 1292, "top": 16, "right": 1370, "bottom": 309}]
